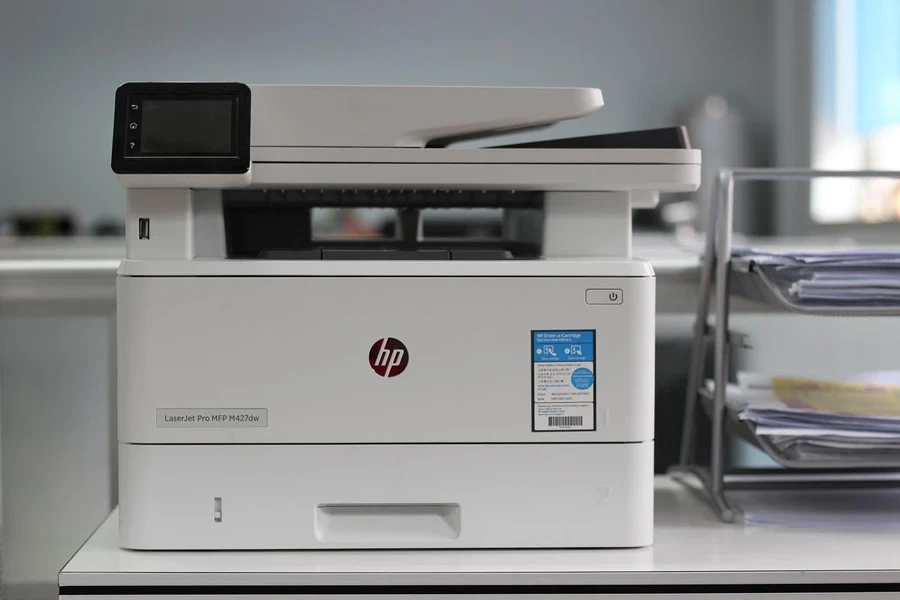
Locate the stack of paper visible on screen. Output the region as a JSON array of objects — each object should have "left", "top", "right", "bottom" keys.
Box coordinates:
[
  {"left": 733, "top": 248, "right": 900, "bottom": 306},
  {"left": 723, "top": 371, "right": 900, "bottom": 463}
]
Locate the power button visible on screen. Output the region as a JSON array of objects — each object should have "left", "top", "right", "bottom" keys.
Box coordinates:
[{"left": 586, "top": 288, "right": 623, "bottom": 305}]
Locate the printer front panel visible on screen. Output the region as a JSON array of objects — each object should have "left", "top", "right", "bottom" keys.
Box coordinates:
[{"left": 117, "top": 273, "right": 654, "bottom": 445}]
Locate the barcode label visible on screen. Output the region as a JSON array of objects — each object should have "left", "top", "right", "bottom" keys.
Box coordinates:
[{"left": 548, "top": 416, "right": 583, "bottom": 427}]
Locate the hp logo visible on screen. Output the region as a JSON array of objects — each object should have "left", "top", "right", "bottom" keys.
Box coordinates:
[{"left": 368, "top": 337, "right": 409, "bottom": 377}]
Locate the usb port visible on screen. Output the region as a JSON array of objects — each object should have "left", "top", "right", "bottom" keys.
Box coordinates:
[{"left": 138, "top": 218, "right": 150, "bottom": 240}]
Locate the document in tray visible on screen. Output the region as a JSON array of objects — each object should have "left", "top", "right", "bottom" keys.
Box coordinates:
[
  {"left": 732, "top": 247, "right": 900, "bottom": 306},
  {"left": 720, "top": 372, "right": 900, "bottom": 462},
  {"left": 771, "top": 376, "right": 900, "bottom": 415},
  {"left": 728, "top": 372, "right": 900, "bottom": 427}
]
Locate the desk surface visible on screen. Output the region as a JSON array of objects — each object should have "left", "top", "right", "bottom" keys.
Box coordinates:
[
  {"left": 60, "top": 476, "right": 900, "bottom": 589},
  {"left": 0, "top": 237, "right": 121, "bottom": 314}
]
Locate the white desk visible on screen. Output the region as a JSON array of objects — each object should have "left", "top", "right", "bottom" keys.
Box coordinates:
[
  {"left": 0, "top": 237, "right": 121, "bottom": 315},
  {"left": 59, "top": 476, "right": 900, "bottom": 598}
]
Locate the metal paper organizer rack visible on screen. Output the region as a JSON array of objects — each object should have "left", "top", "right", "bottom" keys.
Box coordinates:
[{"left": 672, "top": 167, "right": 900, "bottom": 523}]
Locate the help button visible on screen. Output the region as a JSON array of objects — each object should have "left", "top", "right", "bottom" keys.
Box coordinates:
[{"left": 585, "top": 288, "right": 624, "bottom": 305}]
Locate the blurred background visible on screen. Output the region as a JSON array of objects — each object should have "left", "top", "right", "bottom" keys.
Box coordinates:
[{"left": 2, "top": 0, "right": 900, "bottom": 598}]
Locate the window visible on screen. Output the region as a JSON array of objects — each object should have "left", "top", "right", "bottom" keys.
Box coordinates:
[{"left": 812, "top": 0, "right": 900, "bottom": 224}]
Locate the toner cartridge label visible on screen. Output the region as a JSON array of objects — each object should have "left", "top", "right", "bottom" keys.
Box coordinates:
[{"left": 532, "top": 330, "right": 596, "bottom": 432}]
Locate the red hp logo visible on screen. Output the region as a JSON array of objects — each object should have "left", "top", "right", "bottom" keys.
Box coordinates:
[{"left": 368, "top": 337, "right": 409, "bottom": 377}]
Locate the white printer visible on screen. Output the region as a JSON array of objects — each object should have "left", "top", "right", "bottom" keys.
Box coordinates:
[{"left": 111, "top": 83, "right": 700, "bottom": 550}]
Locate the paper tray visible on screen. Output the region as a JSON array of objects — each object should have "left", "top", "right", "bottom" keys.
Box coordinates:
[
  {"left": 699, "top": 389, "right": 900, "bottom": 470},
  {"left": 729, "top": 257, "right": 900, "bottom": 317}
]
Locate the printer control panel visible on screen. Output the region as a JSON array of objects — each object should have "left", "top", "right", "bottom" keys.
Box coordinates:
[{"left": 111, "top": 82, "right": 251, "bottom": 175}]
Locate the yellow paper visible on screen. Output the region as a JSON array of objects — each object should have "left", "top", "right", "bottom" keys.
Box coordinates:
[{"left": 772, "top": 377, "right": 900, "bottom": 416}]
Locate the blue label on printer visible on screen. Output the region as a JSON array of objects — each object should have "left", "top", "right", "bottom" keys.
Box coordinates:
[
  {"left": 533, "top": 330, "right": 595, "bottom": 362},
  {"left": 532, "top": 330, "right": 596, "bottom": 432}
]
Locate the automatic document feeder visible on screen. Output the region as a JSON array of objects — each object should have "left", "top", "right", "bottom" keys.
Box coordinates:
[{"left": 111, "top": 83, "right": 701, "bottom": 549}]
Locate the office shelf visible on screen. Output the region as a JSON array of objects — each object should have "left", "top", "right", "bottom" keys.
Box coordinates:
[
  {"left": 672, "top": 168, "right": 900, "bottom": 522},
  {"left": 730, "top": 256, "right": 900, "bottom": 317},
  {"left": 697, "top": 390, "right": 900, "bottom": 470}
]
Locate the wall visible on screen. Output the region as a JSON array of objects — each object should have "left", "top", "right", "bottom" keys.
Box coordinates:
[
  {"left": 0, "top": 0, "right": 777, "bottom": 593},
  {"left": 0, "top": 0, "right": 775, "bottom": 226}
]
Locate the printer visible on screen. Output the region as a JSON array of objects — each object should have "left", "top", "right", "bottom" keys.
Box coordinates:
[{"left": 111, "top": 83, "right": 700, "bottom": 549}]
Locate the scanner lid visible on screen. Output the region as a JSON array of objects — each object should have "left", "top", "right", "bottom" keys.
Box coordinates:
[{"left": 248, "top": 85, "right": 603, "bottom": 148}]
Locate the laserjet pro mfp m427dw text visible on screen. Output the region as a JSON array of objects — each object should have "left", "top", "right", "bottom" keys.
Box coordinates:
[{"left": 111, "top": 83, "right": 700, "bottom": 549}]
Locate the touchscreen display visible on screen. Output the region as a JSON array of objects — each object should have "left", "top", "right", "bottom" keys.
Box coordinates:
[{"left": 140, "top": 99, "right": 234, "bottom": 155}]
